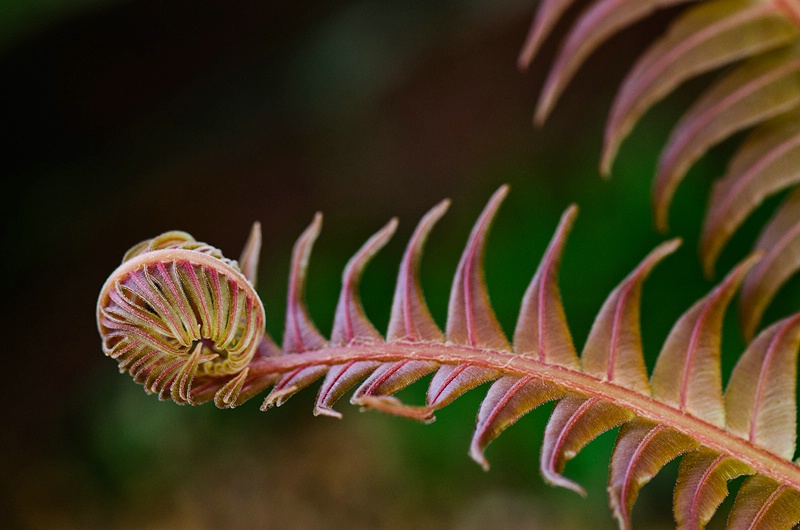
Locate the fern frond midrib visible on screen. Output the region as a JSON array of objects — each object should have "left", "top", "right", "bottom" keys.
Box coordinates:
[{"left": 249, "top": 339, "right": 800, "bottom": 489}]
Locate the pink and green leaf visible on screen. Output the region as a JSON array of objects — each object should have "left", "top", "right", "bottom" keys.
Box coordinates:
[
  {"left": 725, "top": 313, "right": 800, "bottom": 458},
  {"left": 470, "top": 376, "right": 563, "bottom": 469},
  {"left": 653, "top": 46, "right": 800, "bottom": 232},
  {"left": 650, "top": 255, "right": 759, "bottom": 426},
  {"left": 602, "top": 0, "right": 798, "bottom": 175},
  {"left": 541, "top": 396, "right": 633, "bottom": 495},
  {"left": 702, "top": 111, "right": 800, "bottom": 277},
  {"left": 387, "top": 199, "right": 449, "bottom": 342},
  {"left": 739, "top": 188, "right": 800, "bottom": 340},
  {"left": 609, "top": 420, "right": 698, "bottom": 530},
  {"left": 581, "top": 238, "right": 680, "bottom": 393},
  {"left": 315, "top": 219, "right": 398, "bottom": 417},
  {"left": 513, "top": 204, "right": 579, "bottom": 368},
  {"left": 727, "top": 475, "right": 800, "bottom": 529},
  {"left": 673, "top": 448, "right": 754, "bottom": 529},
  {"left": 517, "top": 0, "right": 578, "bottom": 71},
  {"left": 533, "top": 0, "right": 696, "bottom": 125},
  {"left": 238, "top": 221, "right": 262, "bottom": 286}
]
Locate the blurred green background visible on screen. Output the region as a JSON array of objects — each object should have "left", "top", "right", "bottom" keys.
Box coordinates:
[{"left": 4, "top": 1, "right": 798, "bottom": 529}]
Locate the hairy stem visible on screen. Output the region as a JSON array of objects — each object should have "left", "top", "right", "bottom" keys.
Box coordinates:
[{"left": 249, "top": 340, "right": 800, "bottom": 490}]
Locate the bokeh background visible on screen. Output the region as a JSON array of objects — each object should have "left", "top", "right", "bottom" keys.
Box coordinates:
[{"left": 4, "top": 1, "right": 798, "bottom": 529}]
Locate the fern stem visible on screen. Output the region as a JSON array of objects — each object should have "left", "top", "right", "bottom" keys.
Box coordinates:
[{"left": 248, "top": 340, "right": 800, "bottom": 490}]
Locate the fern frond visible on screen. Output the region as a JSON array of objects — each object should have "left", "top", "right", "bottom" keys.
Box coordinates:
[
  {"left": 98, "top": 188, "right": 800, "bottom": 529},
  {"left": 520, "top": 0, "right": 800, "bottom": 338},
  {"left": 740, "top": 187, "right": 800, "bottom": 341}
]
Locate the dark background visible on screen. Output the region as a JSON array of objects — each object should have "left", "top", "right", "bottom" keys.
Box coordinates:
[{"left": 3, "top": 1, "right": 796, "bottom": 528}]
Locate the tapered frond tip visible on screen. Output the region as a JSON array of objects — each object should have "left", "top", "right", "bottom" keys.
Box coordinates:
[
  {"left": 239, "top": 221, "right": 262, "bottom": 285},
  {"left": 469, "top": 443, "right": 491, "bottom": 471},
  {"left": 260, "top": 386, "right": 297, "bottom": 410},
  {"left": 307, "top": 212, "right": 323, "bottom": 237},
  {"left": 388, "top": 198, "right": 449, "bottom": 342},
  {"left": 513, "top": 202, "right": 578, "bottom": 367},
  {"left": 517, "top": 0, "right": 577, "bottom": 72},
  {"left": 544, "top": 471, "right": 586, "bottom": 498},
  {"left": 352, "top": 395, "right": 436, "bottom": 424},
  {"left": 285, "top": 212, "right": 327, "bottom": 353},
  {"left": 739, "top": 189, "right": 800, "bottom": 341},
  {"left": 313, "top": 405, "right": 343, "bottom": 419},
  {"left": 446, "top": 184, "right": 511, "bottom": 350}
]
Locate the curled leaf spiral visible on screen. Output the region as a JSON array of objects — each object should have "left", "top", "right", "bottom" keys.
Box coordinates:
[{"left": 96, "top": 230, "right": 265, "bottom": 405}]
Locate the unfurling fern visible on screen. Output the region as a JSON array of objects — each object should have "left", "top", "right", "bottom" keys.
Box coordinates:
[
  {"left": 520, "top": 0, "right": 800, "bottom": 340},
  {"left": 97, "top": 187, "right": 800, "bottom": 529}
]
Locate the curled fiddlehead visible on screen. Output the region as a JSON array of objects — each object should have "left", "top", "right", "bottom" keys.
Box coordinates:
[{"left": 96, "top": 227, "right": 268, "bottom": 406}]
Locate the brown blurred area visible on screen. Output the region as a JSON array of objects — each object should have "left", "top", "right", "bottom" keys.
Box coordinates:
[{"left": 2, "top": 1, "right": 699, "bottom": 528}]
